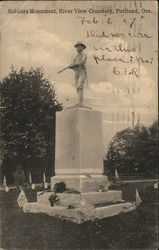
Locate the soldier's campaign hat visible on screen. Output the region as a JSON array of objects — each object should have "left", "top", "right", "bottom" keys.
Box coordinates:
[{"left": 74, "top": 41, "right": 86, "bottom": 49}]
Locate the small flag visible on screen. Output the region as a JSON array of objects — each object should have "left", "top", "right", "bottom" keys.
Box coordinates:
[
  {"left": 3, "top": 175, "right": 7, "bottom": 186},
  {"left": 17, "top": 189, "right": 28, "bottom": 207},
  {"left": 43, "top": 172, "right": 48, "bottom": 189},
  {"left": 3, "top": 176, "right": 9, "bottom": 192},
  {"left": 135, "top": 189, "right": 142, "bottom": 207},
  {"left": 4, "top": 186, "right": 9, "bottom": 192},
  {"left": 43, "top": 172, "right": 46, "bottom": 183},
  {"left": 115, "top": 168, "right": 119, "bottom": 180},
  {"left": 44, "top": 182, "right": 48, "bottom": 189},
  {"left": 29, "top": 172, "right": 32, "bottom": 184},
  {"left": 154, "top": 182, "right": 158, "bottom": 189}
]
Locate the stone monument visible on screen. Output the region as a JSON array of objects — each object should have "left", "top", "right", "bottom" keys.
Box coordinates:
[
  {"left": 23, "top": 42, "right": 135, "bottom": 222},
  {"left": 23, "top": 104, "right": 136, "bottom": 223}
]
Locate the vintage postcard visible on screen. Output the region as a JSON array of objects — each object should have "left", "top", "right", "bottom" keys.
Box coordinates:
[{"left": 0, "top": 1, "right": 158, "bottom": 249}]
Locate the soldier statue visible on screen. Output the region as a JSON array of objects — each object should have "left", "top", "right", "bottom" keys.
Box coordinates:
[{"left": 58, "top": 41, "right": 88, "bottom": 105}]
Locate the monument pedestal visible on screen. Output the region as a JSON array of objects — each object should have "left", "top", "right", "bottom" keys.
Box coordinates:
[
  {"left": 51, "top": 174, "right": 108, "bottom": 193},
  {"left": 23, "top": 106, "right": 136, "bottom": 223},
  {"left": 51, "top": 107, "right": 108, "bottom": 192}
]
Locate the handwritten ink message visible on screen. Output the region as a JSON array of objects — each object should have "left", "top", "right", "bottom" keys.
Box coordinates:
[
  {"left": 4, "top": 2, "right": 157, "bottom": 84},
  {"left": 76, "top": 6, "right": 155, "bottom": 79}
]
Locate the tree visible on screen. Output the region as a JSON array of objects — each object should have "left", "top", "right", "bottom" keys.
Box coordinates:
[
  {"left": 0, "top": 66, "right": 62, "bottom": 184},
  {"left": 105, "top": 122, "right": 158, "bottom": 177},
  {"left": 147, "top": 121, "right": 158, "bottom": 176}
]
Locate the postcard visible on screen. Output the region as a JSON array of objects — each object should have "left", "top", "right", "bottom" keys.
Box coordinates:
[{"left": 0, "top": 1, "right": 158, "bottom": 249}]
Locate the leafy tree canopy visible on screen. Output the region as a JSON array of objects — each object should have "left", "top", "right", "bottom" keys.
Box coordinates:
[
  {"left": 0, "top": 66, "right": 62, "bottom": 183},
  {"left": 106, "top": 122, "right": 158, "bottom": 176}
]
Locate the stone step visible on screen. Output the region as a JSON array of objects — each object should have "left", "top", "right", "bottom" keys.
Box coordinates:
[
  {"left": 37, "top": 190, "right": 122, "bottom": 207},
  {"left": 94, "top": 203, "right": 136, "bottom": 219},
  {"left": 23, "top": 201, "right": 136, "bottom": 224},
  {"left": 82, "top": 191, "right": 122, "bottom": 206}
]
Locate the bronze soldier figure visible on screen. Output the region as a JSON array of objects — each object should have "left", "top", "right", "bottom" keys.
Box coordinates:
[
  {"left": 68, "top": 41, "right": 87, "bottom": 105},
  {"left": 58, "top": 41, "right": 88, "bottom": 105}
]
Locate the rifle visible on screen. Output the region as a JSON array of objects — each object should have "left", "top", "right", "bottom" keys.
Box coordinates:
[{"left": 57, "top": 66, "right": 69, "bottom": 74}]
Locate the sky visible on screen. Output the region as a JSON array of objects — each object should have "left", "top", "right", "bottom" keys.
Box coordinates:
[{"left": 0, "top": 1, "right": 158, "bottom": 126}]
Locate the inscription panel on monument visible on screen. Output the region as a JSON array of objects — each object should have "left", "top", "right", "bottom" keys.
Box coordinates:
[
  {"left": 79, "top": 109, "right": 104, "bottom": 174},
  {"left": 55, "top": 109, "right": 80, "bottom": 174},
  {"left": 55, "top": 107, "right": 104, "bottom": 175}
]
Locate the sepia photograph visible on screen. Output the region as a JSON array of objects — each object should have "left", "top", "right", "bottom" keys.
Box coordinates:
[{"left": 0, "top": 1, "right": 158, "bottom": 249}]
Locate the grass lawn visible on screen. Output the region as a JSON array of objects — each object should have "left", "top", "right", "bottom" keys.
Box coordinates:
[{"left": 0, "top": 182, "right": 158, "bottom": 250}]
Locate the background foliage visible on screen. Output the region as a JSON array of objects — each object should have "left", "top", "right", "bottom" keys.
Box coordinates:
[
  {"left": 0, "top": 67, "right": 62, "bottom": 184},
  {"left": 105, "top": 121, "right": 158, "bottom": 177}
]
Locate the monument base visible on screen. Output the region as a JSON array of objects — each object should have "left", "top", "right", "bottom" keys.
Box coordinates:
[
  {"left": 23, "top": 188, "right": 136, "bottom": 224},
  {"left": 23, "top": 201, "right": 136, "bottom": 224},
  {"left": 23, "top": 106, "right": 136, "bottom": 222},
  {"left": 51, "top": 174, "right": 108, "bottom": 193},
  {"left": 37, "top": 190, "right": 123, "bottom": 207}
]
